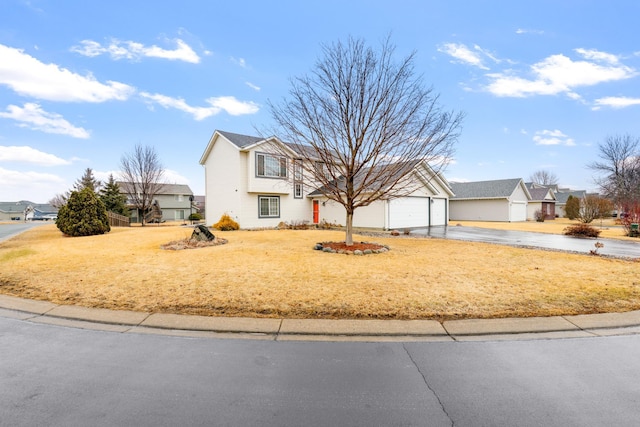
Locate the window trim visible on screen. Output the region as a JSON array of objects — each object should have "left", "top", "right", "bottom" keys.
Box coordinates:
[
  {"left": 256, "top": 152, "right": 287, "bottom": 179},
  {"left": 294, "top": 183, "right": 303, "bottom": 199},
  {"left": 258, "top": 195, "right": 280, "bottom": 218}
]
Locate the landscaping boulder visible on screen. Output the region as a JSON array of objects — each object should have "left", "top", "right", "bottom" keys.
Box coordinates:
[{"left": 191, "top": 225, "right": 215, "bottom": 241}]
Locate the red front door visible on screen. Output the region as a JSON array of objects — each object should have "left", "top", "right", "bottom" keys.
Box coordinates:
[{"left": 313, "top": 200, "right": 319, "bottom": 224}]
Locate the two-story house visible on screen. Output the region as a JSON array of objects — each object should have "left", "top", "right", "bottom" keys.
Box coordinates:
[
  {"left": 199, "top": 130, "right": 453, "bottom": 230},
  {"left": 118, "top": 182, "right": 195, "bottom": 223}
]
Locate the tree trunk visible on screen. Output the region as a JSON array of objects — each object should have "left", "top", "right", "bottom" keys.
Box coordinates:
[{"left": 345, "top": 211, "right": 353, "bottom": 246}]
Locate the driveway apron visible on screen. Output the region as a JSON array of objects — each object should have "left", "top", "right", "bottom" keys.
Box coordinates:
[{"left": 413, "top": 226, "right": 640, "bottom": 259}]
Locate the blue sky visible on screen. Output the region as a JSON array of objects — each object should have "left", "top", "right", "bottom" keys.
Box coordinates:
[{"left": 1, "top": 0, "right": 639, "bottom": 203}]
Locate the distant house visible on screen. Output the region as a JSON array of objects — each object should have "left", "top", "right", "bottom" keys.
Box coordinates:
[
  {"left": 449, "top": 178, "right": 531, "bottom": 222},
  {"left": 118, "top": 182, "right": 195, "bottom": 223},
  {"left": 0, "top": 201, "right": 58, "bottom": 221},
  {"left": 554, "top": 189, "right": 586, "bottom": 218},
  {"left": 199, "top": 130, "right": 453, "bottom": 229},
  {"left": 525, "top": 183, "right": 556, "bottom": 220}
]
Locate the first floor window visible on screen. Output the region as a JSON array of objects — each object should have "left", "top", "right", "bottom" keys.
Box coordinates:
[
  {"left": 175, "top": 210, "right": 185, "bottom": 220},
  {"left": 259, "top": 196, "right": 280, "bottom": 218}
]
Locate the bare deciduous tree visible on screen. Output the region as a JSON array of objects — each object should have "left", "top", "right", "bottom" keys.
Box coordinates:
[
  {"left": 269, "top": 36, "right": 463, "bottom": 245},
  {"left": 588, "top": 134, "right": 640, "bottom": 207},
  {"left": 119, "top": 145, "right": 165, "bottom": 226},
  {"left": 529, "top": 169, "right": 559, "bottom": 186}
]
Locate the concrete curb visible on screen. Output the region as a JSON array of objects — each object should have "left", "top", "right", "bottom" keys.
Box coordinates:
[{"left": 2, "top": 294, "right": 640, "bottom": 341}]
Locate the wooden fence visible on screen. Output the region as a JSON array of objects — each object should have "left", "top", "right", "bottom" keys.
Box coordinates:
[{"left": 107, "top": 211, "right": 130, "bottom": 227}]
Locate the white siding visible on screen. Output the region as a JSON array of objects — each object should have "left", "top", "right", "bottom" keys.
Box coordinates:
[
  {"left": 449, "top": 199, "right": 510, "bottom": 222},
  {"left": 203, "top": 135, "right": 242, "bottom": 226}
]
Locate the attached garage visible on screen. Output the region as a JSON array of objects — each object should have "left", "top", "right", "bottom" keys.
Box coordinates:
[{"left": 449, "top": 178, "right": 531, "bottom": 222}]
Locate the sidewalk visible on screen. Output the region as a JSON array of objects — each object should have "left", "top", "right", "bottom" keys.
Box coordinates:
[{"left": 2, "top": 293, "right": 640, "bottom": 342}]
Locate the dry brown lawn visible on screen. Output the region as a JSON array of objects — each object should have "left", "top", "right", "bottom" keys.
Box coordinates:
[{"left": 1, "top": 221, "right": 639, "bottom": 321}]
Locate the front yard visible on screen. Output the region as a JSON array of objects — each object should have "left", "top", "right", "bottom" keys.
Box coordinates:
[{"left": 0, "top": 222, "right": 638, "bottom": 320}]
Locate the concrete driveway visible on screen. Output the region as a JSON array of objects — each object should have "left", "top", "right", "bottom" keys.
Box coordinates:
[{"left": 413, "top": 226, "right": 640, "bottom": 259}]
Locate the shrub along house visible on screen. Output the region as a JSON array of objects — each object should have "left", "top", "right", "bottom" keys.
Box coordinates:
[
  {"left": 449, "top": 178, "right": 531, "bottom": 222},
  {"left": 199, "top": 130, "right": 453, "bottom": 230}
]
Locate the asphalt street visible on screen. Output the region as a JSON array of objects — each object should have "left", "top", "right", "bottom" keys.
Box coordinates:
[
  {"left": 0, "top": 222, "right": 46, "bottom": 243},
  {"left": 1, "top": 317, "right": 640, "bottom": 427}
]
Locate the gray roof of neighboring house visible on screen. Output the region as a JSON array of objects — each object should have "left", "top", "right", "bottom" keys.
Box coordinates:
[
  {"left": 527, "top": 187, "right": 556, "bottom": 202},
  {"left": 117, "top": 182, "right": 193, "bottom": 195},
  {"left": 0, "top": 200, "right": 57, "bottom": 213},
  {"left": 554, "top": 190, "right": 586, "bottom": 204},
  {"left": 449, "top": 178, "right": 527, "bottom": 200}
]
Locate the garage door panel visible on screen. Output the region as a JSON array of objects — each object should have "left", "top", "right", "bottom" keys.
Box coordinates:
[
  {"left": 389, "top": 197, "right": 429, "bottom": 229},
  {"left": 430, "top": 199, "right": 447, "bottom": 226}
]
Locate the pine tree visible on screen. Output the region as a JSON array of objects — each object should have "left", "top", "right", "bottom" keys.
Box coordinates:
[
  {"left": 565, "top": 195, "right": 580, "bottom": 220},
  {"left": 74, "top": 168, "right": 101, "bottom": 193},
  {"left": 99, "top": 174, "right": 129, "bottom": 216},
  {"left": 56, "top": 187, "right": 110, "bottom": 236}
]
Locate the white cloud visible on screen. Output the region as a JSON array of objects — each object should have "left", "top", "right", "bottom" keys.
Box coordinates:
[
  {"left": 485, "top": 51, "right": 636, "bottom": 98},
  {"left": 0, "top": 145, "right": 71, "bottom": 166},
  {"left": 245, "top": 81, "right": 261, "bottom": 91},
  {"left": 0, "top": 166, "right": 67, "bottom": 202},
  {"left": 0, "top": 44, "right": 135, "bottom": 102},
  {"left": 438, "top": 43, "right": 489, "bottom": 70},
  {"left": 231, "top": 57, "right": 247, "bottom": 68},
  {"left": 592, "top": 96, "right": 640, "bottom": 109},
  {"left": 0, "top": 103, "right": 90, "bottom": 138},
  {"left": 515, "top": 28, "right": 545, "bottom": 35},
  {"left": 533, "top": 129, "right": 576, "bottom": 146},
  {"left": 575, "top": 48, "right": 619, "bottom": 64},
  {"left": 71, "top": 38, "right": 200, "bottom": 64},
  {"left": 163, "top": 169, "right": 191, "bottom": 185},
  {"left": 140, "top": 92, "right": 259, "bottom": 120}
]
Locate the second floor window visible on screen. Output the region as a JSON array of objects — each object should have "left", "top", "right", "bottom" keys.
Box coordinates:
[{"left": 257, "top": 153, "right": 287, "bottom": 178}]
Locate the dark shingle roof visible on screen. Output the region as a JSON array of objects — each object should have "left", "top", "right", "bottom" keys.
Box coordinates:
[
  {"left": 528, "top": 187, "right": 555, "bottom": 202},
  {"left": 218, "top": 130, "right": 265, "bottom": 149},
  {"left": 450, "top": 178, "right": 525, "bottom": 200},
  {"left": 117, "top": 182, "right": 193, "bottom": 195},
  {"left": 554, "top": 190, "right": 586, "bottom": 204}
]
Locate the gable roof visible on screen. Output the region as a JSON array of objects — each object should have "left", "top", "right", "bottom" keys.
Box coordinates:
[
  {"left": 527, "top": 187, "right": 556, "bottom": 202},
  {"left": 308, "top": 160, "right": 453, "bottom": 197},
  {"left": 217, "top": 130, "right": 265, "bottom": 149},
  {"left": 117, "top": 182, "right": 193, "bottom": 196},
  {"left": 450, "top": 178, "right": 531, "bottom": 200}
]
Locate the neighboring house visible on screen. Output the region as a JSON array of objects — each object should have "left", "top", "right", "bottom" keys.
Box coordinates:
[
  {"left": 449, "top": 178, "right": 531, "bottom": 222},
  {"left": 118, "top": 182, "right": 195, "bottom": 223},
  {"left": 525, "top": 183, "right": 556, "bottom": 220},
  {"left": 199, "top": 130, "right": 453, "bottom": 229},
  {"left": 554, "top": 189, "right": 586, "bottom": 218},
  {"left": 0, "top": 201, "right": 58, "bottom": 221},
  {"left": 193, "top": 195, "right": 205, "bottom": 219}
]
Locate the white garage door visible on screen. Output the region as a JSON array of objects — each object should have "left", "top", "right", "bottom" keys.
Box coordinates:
[
  {"left": 430, "top": 198, "right": 447, "bottom": 226},
  {"left": 510, "top": 202, "right": 527, "bottom": 222},
  {"left": 389, "top": 197, "right": 429, "bottom": 229}
]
